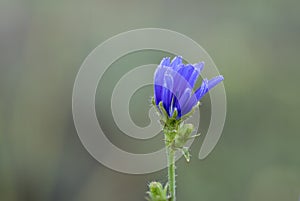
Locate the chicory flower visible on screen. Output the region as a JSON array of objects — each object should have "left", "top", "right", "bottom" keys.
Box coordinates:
[{"left": 154, "top": 56, "right": 224, "bottom": 119}]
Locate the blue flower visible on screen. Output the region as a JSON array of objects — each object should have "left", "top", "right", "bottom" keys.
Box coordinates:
[{"left": 154, "top": 56, "right": 224, "bottom": 119}]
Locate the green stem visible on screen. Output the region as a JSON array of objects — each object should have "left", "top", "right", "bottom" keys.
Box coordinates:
[{"left": 167, "top": 147, "right": 176, "bottom": 201}]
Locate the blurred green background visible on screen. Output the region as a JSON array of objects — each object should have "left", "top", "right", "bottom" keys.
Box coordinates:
[{"left": 1, "top": 0, "right": 300, "bottom": 200}]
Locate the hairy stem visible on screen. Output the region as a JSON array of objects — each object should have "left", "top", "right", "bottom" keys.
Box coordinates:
[{"left": 167, "top": 147, "right": 176, "bottom": 201}]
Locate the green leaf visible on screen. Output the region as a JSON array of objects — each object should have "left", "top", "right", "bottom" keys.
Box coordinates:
[
  {"left": 182, "top": 147, "right": 191, "bottom": 162},
  {"left": 173, "top": 123, "right": 194, "bottom": 148}
]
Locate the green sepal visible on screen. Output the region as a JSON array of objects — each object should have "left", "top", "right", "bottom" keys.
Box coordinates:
[
  {"left": 158, "top": 101, "right": 169, "bottom": 123},
  {"left": 179, "top": 102, "right": 200, "bottom": 123},
  {"left": 189, "top": 133, "right": 201, "bottom": 139},
  {"left": 171, "top": 108, "right": 178, "bottom": 119},
  {"left": 151, "top": 98, "right": 168, "bottom": 124},
  {"left": 151, "top": 96, "right": 156, "bottom": 106}
]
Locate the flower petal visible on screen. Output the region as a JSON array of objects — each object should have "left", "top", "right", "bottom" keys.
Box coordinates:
[
  {"left": 160, "top": 57, "right": 171, "bottom": 67},
  {"left": 193, "top": 61, "right": 205, "bottom": 72},
  {"left": 208, "top": 75, "right": 224, "bottom": 90},
  {"left": 195, "top": 79, "right": 208, "bottom": 100},
  {"left": 175, "top": 88, "right": 192, "bottom": 117},
  {"left": 194, "top": 75, "right": 224, "bottom": 101},
  {"left": 178, "top": 64, "right": 194, "bottom": 81},
  {"left": 162, "top": 74, "right": 174, "bottom": 115},
  {"left": 179, "top": 88, "right": 191, "bottom": 106},
  {"left": 188, "top": 62, "right": 204, "bottom": 88},
  {"left": 170, "top": 56, "right": 182, "bottom": 69},
  {"left": 154, "top": 66, "right": 167, "bottom": 104}
]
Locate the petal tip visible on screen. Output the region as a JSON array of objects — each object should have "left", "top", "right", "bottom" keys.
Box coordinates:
[
  {"left": 170, "top": 56, "right": 183, "bottom": 68},
  {"left": 160, "top": 57, "right": 171, "bottom": 67},
  {"left": 193, "top": 61, "right": 205, "bottom": 72}
]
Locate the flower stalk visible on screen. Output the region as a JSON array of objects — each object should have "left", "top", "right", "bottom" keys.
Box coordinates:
[
  {"left": 163, "top": 107, "right": 179, "bottom": 201},
  {"left": 166, "top": 146, "right": 176, "bottom": 201},
  {"left": 146, "top": 56, "right": 224, "bottom": 201}
]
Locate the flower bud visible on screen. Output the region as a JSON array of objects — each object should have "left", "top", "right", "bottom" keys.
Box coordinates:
[{"left": 147, "top": 181, "right": 168, "bottom": 201}]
